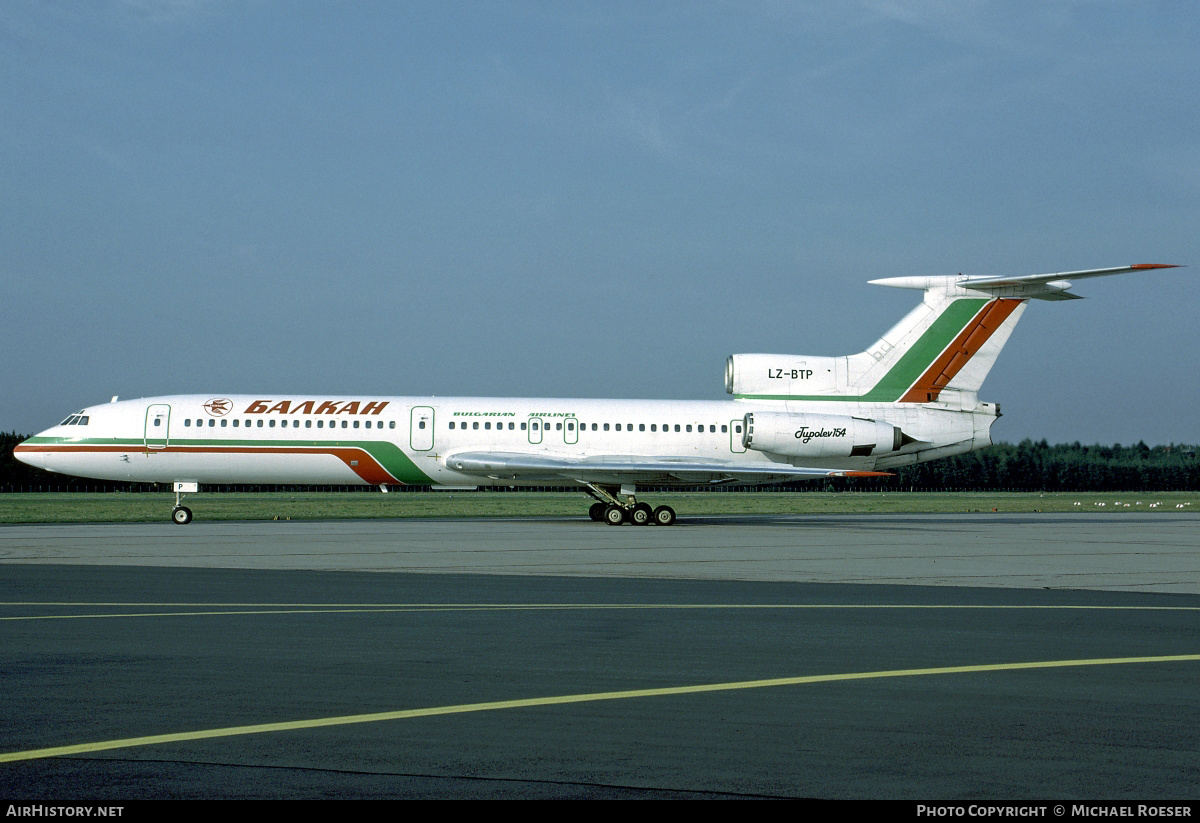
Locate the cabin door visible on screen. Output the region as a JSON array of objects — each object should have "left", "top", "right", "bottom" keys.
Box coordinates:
[
  {"left": 144, "top": 404, "right": 171, "bottom": 449},
  {"left": 410, "top": 406, "right": 435, "bottom": 451}
]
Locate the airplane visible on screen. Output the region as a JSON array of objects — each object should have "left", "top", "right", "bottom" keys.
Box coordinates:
[{"left": 14, "top": 263, "right": 1179, "bottom": 525}]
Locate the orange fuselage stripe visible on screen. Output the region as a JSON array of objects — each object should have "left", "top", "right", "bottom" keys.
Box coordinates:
[{"left": 12, "top": 444, "right": 400, "bottom": 485}]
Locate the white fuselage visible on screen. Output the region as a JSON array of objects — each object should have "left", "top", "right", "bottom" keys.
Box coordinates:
[{"left": 16, "top": 393, "right": 995, "bottom": 489}]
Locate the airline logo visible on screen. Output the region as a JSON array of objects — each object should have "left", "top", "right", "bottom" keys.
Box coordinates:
[
  {"left": 203, "top": 398, "right": 233, "bottom": 416},
  {"left": 243, "top": 400, "right": 390, "bottom": 415}
]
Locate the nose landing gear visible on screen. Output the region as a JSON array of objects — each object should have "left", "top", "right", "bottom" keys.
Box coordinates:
[{"left": 171, "top": 482, "right": 198, "bottom": 525}]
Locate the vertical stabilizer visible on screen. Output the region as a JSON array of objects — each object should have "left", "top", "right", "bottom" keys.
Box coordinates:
[{"left": 727, "top": 264, "right": 1178, "bottom": 404}]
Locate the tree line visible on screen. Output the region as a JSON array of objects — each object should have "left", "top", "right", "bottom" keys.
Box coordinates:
[{"left": 2, "top": 431, "right": 1196, "bottom": 493}]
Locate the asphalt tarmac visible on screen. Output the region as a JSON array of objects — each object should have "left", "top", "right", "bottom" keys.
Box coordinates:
[{"left": 1, "top": 514, "right": 1198, "bottom": 799}]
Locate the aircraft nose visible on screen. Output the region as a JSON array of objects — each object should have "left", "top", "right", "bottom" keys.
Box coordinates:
[{"left": 12, "top": 436, "right": 46, "bottom": 470}]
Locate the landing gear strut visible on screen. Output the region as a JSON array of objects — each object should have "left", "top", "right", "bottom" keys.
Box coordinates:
[
  {"left": 583, "top": 483, "right": 676, "bottom": 526},
  {"left": 171, "top": 482, "right": 198, "bottom": 525}
]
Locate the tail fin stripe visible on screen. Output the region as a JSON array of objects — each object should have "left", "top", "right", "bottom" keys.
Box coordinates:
[
  {"left": 860, "top": 298, "right": 989, "bottom": 402},
  {"left": 898, "top": 298, "right": 1023, "bottom": 403}
]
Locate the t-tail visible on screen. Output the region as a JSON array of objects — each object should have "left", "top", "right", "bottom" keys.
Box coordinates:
[{"left": 726, "top": 264, "right": 1180, "bottom": 408}]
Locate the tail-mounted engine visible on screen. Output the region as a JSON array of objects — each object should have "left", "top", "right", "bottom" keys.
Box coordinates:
[
  {"left": 742, "top": 411, "right": 914, "bottom": 459},
  {"left": 726, "top": 354, "right": 843, "bottom": 396}
]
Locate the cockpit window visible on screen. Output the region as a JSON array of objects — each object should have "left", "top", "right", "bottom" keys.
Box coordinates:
[{"left": 60, "top": 411, "right": 88, "bottom": 425}]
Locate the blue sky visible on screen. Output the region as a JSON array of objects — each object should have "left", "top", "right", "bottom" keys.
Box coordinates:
[{"left": 3, "top": 1, "right": 1197, "bottom": 445}]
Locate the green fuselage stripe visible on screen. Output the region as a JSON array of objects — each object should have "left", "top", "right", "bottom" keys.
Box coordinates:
[
  {"left": 735, "top": 298, "right": 988, "bottom": 402},
  {"left": 19, "top": 437, "right": 435, "bottom": 486}
]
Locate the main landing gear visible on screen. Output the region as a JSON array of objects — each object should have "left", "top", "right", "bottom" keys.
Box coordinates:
[{"left": 584, "top": 484, "right": 676, "bottom": 526}]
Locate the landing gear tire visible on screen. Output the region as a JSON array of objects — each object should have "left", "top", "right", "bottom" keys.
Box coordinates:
[
  {"left": 629, "top": 503, "right": 653, "bottom": 526},
  {"left": 652, "top": 505, "right": 676, "bottom": 527},
  {"left": 603, "top": 505, "right": 626, "bottom": 526},
  {"left": 172, "top": 506, "right": 193, "bottom": 525},
  {"left": 589, "top": 502, "right": 606, "bottom": 521}
]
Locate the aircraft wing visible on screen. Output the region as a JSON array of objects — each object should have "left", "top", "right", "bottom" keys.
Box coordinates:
[{"left": 444, "top": 452, "right": 891, "bottom": 485}]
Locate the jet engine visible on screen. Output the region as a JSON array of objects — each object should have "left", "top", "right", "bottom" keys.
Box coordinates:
[{"left": 742, "top": 412, "right": 912, "bottom": 459}]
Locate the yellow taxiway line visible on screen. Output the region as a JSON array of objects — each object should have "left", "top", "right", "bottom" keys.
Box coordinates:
[{"left": 2, "top": 654, "right": 1197, "bottom": 764}]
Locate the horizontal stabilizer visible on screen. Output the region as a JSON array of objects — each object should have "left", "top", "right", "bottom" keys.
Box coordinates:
[{"left": 871, "top": 263, "right": 1180, "bottom": 300}]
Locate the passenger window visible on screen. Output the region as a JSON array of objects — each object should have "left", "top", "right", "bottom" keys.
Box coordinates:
[
  {"left": 603, "top": 423, "right": 610, "bottom": 431},
  {"left": 305, "top": 420, "right": 311, "bottom": 428},
  {"left": 233, "top": 420, "right": 239, "bottom": 427},
  {"left": 208, "top": 419, "right": 215, "bottom": 427},
  {"left": 721, "top": 425, "right": 727, "bottom": 433},
  {"left": 257, "top": 420, "right": 264, "bottom": 428},
  {"left": 556, "top": 422, "right": 562, "bottom": 431},
  {"left": 639, "top": 424, "right": 645, "bottom": 431},
  {"left": 473, "top": 422, "right": 479, "bottom": 430},
  {"left": 342, "top": 421, "right": 348, "bottom": 429},
  {"left": 686, "top": 425, "right": 692, "bottom": 432},
  {"left": 592, "top": 423, "right": 598, "bottom": 431},
  {"left": 184, "top": 419, "right": 191, "bottom": 427},
  {"left": 390, "top": 421, "right": 396, "bottom": 429},
  {"left": 485, "top": 422, "right": 491, "bottom": 430},
  {"left": 650, "top": 424, "right": 656, "bottom": 432},
  {"left": 674, "top": 424, "right": 680, "bottom": 432},
  {"left": 353, "top": 420, "right": 359, "bottom": 429},
  {"left": 509, "top": 422, "right": 515, "bottom": 430},
  {"left": 220, "top": 419, "right": 227, "bottom": 427}
]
